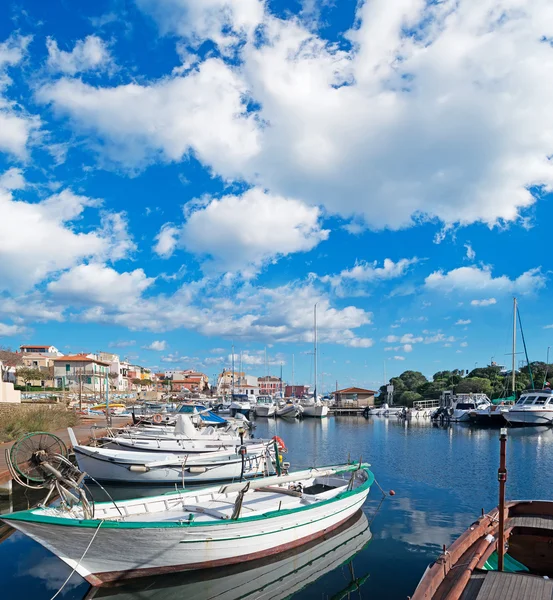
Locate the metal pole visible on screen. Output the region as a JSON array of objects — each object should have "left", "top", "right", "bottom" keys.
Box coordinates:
[
  {"left": 512, "top": 297, "right": 517, "bottom": 394},
  {"left": 313, "top": 303, "right": 318, "bottom": 403},
  {"left": 231, "top": 344, "right": 235, "bottom": 396},
  {"left": 497, "top": 428, "right": 508, "bottom": 571}
]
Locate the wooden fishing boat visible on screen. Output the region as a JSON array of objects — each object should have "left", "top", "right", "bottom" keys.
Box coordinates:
[
  {"left": 84, "top": 509, "right": 372, "bottom": 600},
  {"left": 70, "top": 431, "right": 277, "bottom": 485},
  {"left": 2, "top": 463, "right": 373, "bottom": 586},
  {"left": 411, "top": 429, "right": 553, "bottom": 599},
  {"left": 411, "top": 501, "right": 553, "bottom": 599}
]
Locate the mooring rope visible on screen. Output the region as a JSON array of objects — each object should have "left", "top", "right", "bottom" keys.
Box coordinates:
[{"left": 49, "top": 519, "right": 104, "bottom": 600}]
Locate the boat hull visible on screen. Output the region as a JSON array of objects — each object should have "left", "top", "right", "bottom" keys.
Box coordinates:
[
  {"left": 74, "top": 448, "right": 269, "bottom": 484},
  {"left": 302, "top": 405, "right": 329, "bottom": 418},
  {"left": 6, "top": 486, "right": 370, "bottom": 585},
  {"left": 255, "top": 405, "right": 276, "bottom": 418},
  {"left": 504, "top": 409, "right": 553, "bottom": 426},
  {"left": 276, "top": 405, "right": 299, "bottom": 419}
]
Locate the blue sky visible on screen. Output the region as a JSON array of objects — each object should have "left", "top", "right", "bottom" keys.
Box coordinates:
[{"left": 0, "top": 0, "right": 552, "bottom": 391}]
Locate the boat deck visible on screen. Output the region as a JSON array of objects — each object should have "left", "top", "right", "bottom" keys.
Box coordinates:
[
  {"left": 461, "top": 571, "right": 553, "bottom": 600},
  {"left": 510, "top": 515, "right": 553, "bottom": 530}
]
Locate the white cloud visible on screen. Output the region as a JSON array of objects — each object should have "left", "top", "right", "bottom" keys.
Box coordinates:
[
  {"left": 403, "top": 344, "right": 413, "bottom": 352},
  {"left": 471, "top": 298, "right": 497, "bottom": 307},
  {"left": 425, "top": 266, "right": 545, "bottom": 295},
  {"left": 229, "top": 351, "right": 285, "bottom": 366},
  {"left": 108, "top": 340, "right": 136, "bottom": 348},
  {"left": 47, "top": 263, "right": 155, "bottom": 305},
  {"left": 154, "top": 224, "right": 180, "bottom": 258},
  {"left": 383, "top": 333, "right": 423, "bottom": 344},
  {"left": 136, "top": 0, "right": 264, "bottom": 47},
  {"left": 464, "top": 243, "right": 476, "bottom": 261},
  {"left": 144, "top": 340, "right": 167, "bottom": 351},
  {"left": 180, "top": 188, "right": 328, "bottom": 274},
  {"left": 0, "top": 34, "right": 40, "bottom": 159},
  {"left": 460, "top": 341, "right": 468, "bottom": 347},
  {"left": 0, "top": 167, "right": 25, "bottom": 190},
  {"left": 38, "top": 58, "right": 259, "bottom": 175},
  {"left": 393, "top": 356, "right": 405, "bottom": 361},
  {"left": 455, "top": 319, "right": 471, "bottom": 325},
  {"left": 0, "top": 189, "right": 104, "bottom": 292},
  {"left": 46, "top": 36, "right": 113, "bottom": 75},
  {"left": 320, "top": 258, "right": 418, "bottom": 296},
  {"left": 0, "top": 322, "right": 25, "bottom": 336},
  {"left": 38, "top": 2, "right": 553, "bottom": 233}
]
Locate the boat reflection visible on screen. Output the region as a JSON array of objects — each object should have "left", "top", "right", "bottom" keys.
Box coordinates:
[{"left": 85, "top": 510, "right": 371, "bottom": 600}]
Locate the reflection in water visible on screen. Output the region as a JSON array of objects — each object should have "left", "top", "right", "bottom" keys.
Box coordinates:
[
  {"left": 85, "top": 511, "right": 371, "bottom": 600},
  {"left": 3, "top": 416, "right": 553, "bottom": 599}
]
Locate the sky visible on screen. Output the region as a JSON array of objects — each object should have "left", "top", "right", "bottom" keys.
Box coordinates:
[{"left": 0, "top": 0, "right": 553, "bottom": 392}]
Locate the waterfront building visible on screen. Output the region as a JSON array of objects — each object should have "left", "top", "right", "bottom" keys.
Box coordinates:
[
  {"left": 18, "top": 352, "right": 57, "bottom": 388},
  {"left": 20, "top": 344, "right": 63, "bottom": 356},
  {"left": 332, "top": 387, "right": 376, "bottom": 408},
  {"left": 258, "top": 375, "right": 283, "bottom": 395},
  {"left": 284, "top": 384, "right": 310, "bottom": 398},
  {"left": 52, "top": 354, "right": 110, "bottom": 393}
]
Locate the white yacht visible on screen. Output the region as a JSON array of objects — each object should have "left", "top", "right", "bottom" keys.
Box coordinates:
[
  {"left": 229, "top": 394, "right": 251, "bottom": 419},
  {"left": 300, "top": 396, "right": 329, "bottom": 418},
  {"left": 255, "top": 395, "right": 276, "bottom": 417},
  {"left": 431, "top": 391, "right": 491, "bottom": 423},
  {"left": 367, "top": 403, "right": 404, "bottom": 417},
  {"left": 504, "top": 390, "right": 553, "bottom": 426}
]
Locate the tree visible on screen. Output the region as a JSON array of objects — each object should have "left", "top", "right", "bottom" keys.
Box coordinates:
[
  {"left": 0, "top": 347, "right": 23, "bottom": 382},
  {"left": 433, "top": 370, "right": 453, "bottom": 382},
  {"left": 17, "top": 367, "right": 44, "bottom": 387},
  {"left": 132, "top": 378, "right": 143, "bottom": 387},
  {"left": 417, "top": 380, "right": 449, "bottom": 399},
  {"left": 398, "top": 370, "right": 428, "bottom": 392},
  {"left": 398, "top": 390, "right": 423, "bottom": 407},
  {"left": 454, "top": 377, "right": 493, "bottom": 396},
  {"left": 108, "top": 372, "right": 119, "bottom": 389}
]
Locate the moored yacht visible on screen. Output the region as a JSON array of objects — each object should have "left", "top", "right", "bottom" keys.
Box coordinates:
[
  {"left": 254, "top": 395, "right": 276, "bottom": 417},
  {"left": 229, "top": 394, "right": 251, "bottom": 419},
  {"left": 431, "top": 390, "right": 491, "bottom": 422},
  {"left": 504, "top": 389, "right": 553, "bottom": 426}
]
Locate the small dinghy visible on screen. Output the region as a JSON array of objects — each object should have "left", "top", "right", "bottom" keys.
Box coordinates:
[
  {"left": 69, "top": 429, "right": 278, "bottom": 485},
  {"left": 2, "top": 462, "right": 373, "bottom": 586}
]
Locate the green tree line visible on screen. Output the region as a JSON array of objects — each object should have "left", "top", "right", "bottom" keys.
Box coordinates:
[{"left": 378, "top": 363, "right": 552, "bottom": 407}]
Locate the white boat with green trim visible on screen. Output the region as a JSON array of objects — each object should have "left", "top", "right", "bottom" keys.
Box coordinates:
[{"left": 2, "top": 463, "right": 373, "bottom": 586}]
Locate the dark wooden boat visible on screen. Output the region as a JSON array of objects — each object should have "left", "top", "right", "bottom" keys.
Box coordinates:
[
  {"left": 411, "top": 500, "right": 553, "bottom": 599},
  {"left": 412, "top": 428, "right": 553, "bottom": 600}
]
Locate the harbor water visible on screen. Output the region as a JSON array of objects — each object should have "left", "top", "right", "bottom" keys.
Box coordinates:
[{"left": 2, "top": 416, "right": 553, "bottom": 599}]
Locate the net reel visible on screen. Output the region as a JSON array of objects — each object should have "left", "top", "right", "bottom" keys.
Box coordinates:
[{"left": 6, "top": 431, "right": 94, "bottom": 518}]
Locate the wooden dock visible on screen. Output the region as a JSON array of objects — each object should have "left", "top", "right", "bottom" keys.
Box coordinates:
[
  {"left": 329, "top": 407, "right": 367, "bottom": 416},
  {"left": 461, "top": 571, "right": 553, "bottom": 600}
]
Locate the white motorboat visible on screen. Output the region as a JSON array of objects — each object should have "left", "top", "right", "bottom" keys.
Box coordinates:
[
  {"left": 69, "top": 430, "right": 276, "bottom": 485},
  {"left": 431, "top": 391, "right": 491, "bottom": 423},
  {"left": 83, "top": 510, "right": 371, "bottom": 600},
  {"left": 229, "top": 394, "right": 251, "bottom": 419},
  {"left": 254, "top": 395, "right": 276, "bottom": 418},
  {"left": 504, "top": 389, "right": 553, "bottom": 426},
  {"left": 3, "top": 463, "right": 374, "bottom": 585}
]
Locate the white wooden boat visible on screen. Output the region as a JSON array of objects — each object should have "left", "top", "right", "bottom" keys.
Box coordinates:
[
  {"left": 105, "top": 435, "right": 270, "bottom": 454},
  {"left": 69, "top": 431, "right": 275, "bottom": 485},
  {"left": 504, "top": 389, "right": 553, "bottom": 426},
  {"left": 84, "top": 510, "right": 371, "bottom": 600},
  {"left": 2, "top": 463, "right": 373, "bottom": 586}
]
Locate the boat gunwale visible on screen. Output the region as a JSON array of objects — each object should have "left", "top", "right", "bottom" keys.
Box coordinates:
[{"left": 2, "top": 464, "right": 374, "bottom": 530}]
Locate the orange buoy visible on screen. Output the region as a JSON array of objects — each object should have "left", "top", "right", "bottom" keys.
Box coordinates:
[
  {"left": 152, "top": 413, "right": 163, "bottom": 424},
  {"left": 272, "top": 435, "right": 287, "bottom": 451},
  {"left": 389, "top": 490, "right": 396, "bottom": 496}
]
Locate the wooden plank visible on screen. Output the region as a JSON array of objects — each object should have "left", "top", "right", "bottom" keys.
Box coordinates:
[
  {"left": 475, "top": 572, "right": 553, "bottom": 600},
  {"left": 510, "top": 515, "right": 553, "bottom": 531}
]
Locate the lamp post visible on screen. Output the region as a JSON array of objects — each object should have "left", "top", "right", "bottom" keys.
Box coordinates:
[{"left": 497, "top": 428, "right": 508, "bottom": 571}]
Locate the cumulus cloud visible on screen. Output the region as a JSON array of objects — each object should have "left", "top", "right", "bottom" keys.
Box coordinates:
[
  {"left": 455, "top": 319, "right": 471, "bottom": 325},
  {"left": 393, "top": 356, "right": 405, "bottom": 361},
  {"left": 178, "top": 188, "right": 328, "bottom": 274},
  {"left": 143, "top": 340, "right": 167, "bottom": 351},
  {"left": 425, "top": 266, "right": 545, "bottom": 295},
  {"left": 471, "top": 298, "right": 497, "bottom": 307},
  {"left": 47, "top": 263, "right": 155, "bottom": 305},
  {"left": 228, "top": 351, "right": 285, "bottom": 366},
  {"left": 46, "top": 36, "right": 113, "bottom": 75},
  {"left": 38, "top": 58, "right": 259, "bottom": 175},
  {"left": 0, "top": 322, "right": 25, "bottom": 336},
  {"left": 108, "top": 340, "right": 136, "bottom": 348},
  {"left": 464, "top": 243, "right": 476, "bottom": 261},
  {"left": 153, "top": 224, "right": 180, "bottom": 258},
  {"left": 320, "top": 258, "right": 418, "bottom": 296},
  {"left": 0, "top": 34, "right": 40, "bottom": 158}
]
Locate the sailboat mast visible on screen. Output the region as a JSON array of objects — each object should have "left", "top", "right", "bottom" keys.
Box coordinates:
[
  {"left": 231, "top": 343, "right": 235, "bottom": 395},
  {"left": 314, "top": 304, "right": 318, "bottom": 402},
  {"left": 512, "top": 297, "right": 517, "bottom": 394},
  {"left": 292, "top": 354, "right": 295, "bottom": 398}
]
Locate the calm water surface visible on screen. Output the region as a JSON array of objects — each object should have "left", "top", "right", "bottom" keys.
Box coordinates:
[{"left": 2, "top": 417, "right": 553, "bottom": 599}]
